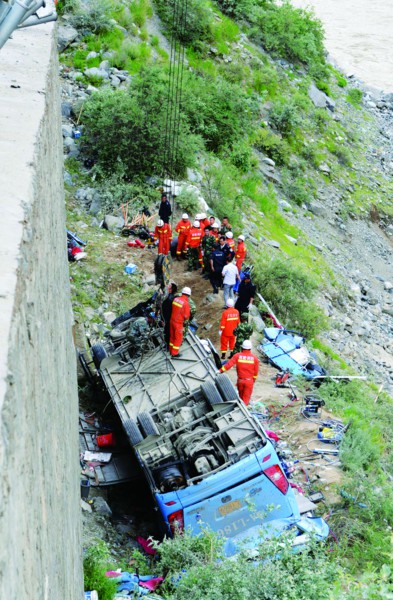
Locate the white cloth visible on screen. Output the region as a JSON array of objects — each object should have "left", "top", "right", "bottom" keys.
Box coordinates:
[{"left": 222, "top": 263, "right": 239, "bottom": 286}]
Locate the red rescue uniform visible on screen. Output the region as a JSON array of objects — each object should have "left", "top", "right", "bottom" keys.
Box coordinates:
[
  {"left": 220, "top": 349, "right": 259, "bottom": 406},
  {"left": 220, "top": 307, "right": 240, "bottom": 352},
  {"left": 154, "top": 223, "right": 172, "bottom": 256},
  {"left": 169, "top": 294, "right": 191, "bottom": 356},
  {"left": 235, "top": 241, "right": 247, "bottom": 271},
  {"left": 226, "top": 238, "right": 235, "bottom": 251},
  {"left": 185, "top": 226, "right": 203, "bottom": 265},
  {"left": 175, "top": 219, "right": 191, "bottom": 256},
  {"left": 209, "top": 230, "right": 220, "bottom": 242},
  {"left": 200, "top": 218, "right": 210, "bottom": 232}
]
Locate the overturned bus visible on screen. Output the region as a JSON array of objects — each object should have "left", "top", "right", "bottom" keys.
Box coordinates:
[{"left": 90, "top": 302, "right": 328, "bottom": 556}]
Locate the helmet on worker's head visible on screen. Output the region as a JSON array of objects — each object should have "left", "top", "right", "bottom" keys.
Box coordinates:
[
  {"left": 195, "top": 213, "right": 202, "bottom": 220},
  {"left": 212, "top": 222, "right": 219, "bottom": 229},
  {"left": 200, "top": 212, "right": 206, "bottom": 219},
  {"left": 193, "top": 220, "right": 200, "bottom": 228},
  {"left": 242, "top": 340, "right": 252, "bottom": 350},
  {"left": 226, "top": 299, "right": 235, "bottom": 307},
  {"left": 157, "top": 219, "right": 164, "bottom": 226},
  {"left": 182, "top": 287, "right": 191, "bottom": 296},
  {"left": 226, "top": 232, "right": 233, "bottom": 239},
  {"left": 238, "top": 235, "right": 245, "bottom": 241},
  {"left": 182, "top": 213, "right": 189, "bottom": 219}
]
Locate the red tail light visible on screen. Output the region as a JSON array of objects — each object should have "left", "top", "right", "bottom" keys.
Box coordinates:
[
  {"left": 263, "top": 464, "right": 289, "bottom": 494},
  {"left": 168, "top": 509, "right": 184, "bottom": 535}
]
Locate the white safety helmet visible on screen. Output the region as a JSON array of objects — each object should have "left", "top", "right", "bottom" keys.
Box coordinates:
[
  {"left": 195, "top": 213, "right": 202, "bottom": 220},
  {"left": 182, "top": 287, "right": 191, "bottom": 296},
  {"left": 226, "top": 231, "right": 233, "bottom": 239},
  {"left": 193, "top": 220, "right": 200, "bottom": 228},
  {"left": 226, "top": 299, "right": 235, "bottom": 307},
  {"left": 200, "top": 212, "right": 206, "bottom": 219},
  {"left": 238, "top": 235, "right": 245, "bottom": 241},
  {"left": 157, "top": 219, "right": 164, "bottom": 226},
  {"left": 182, "top": 213, "right": 189, "bottom": 219},
  {"left": 212, "top": 223, "right": 220, "bottom": 229},
  {"left": 242, "top": 340, "right": 252, "bottom": 350}
]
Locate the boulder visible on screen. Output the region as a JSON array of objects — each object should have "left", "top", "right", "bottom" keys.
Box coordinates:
[
  {"left": 308, "top": 83, "right": 335, "bottom": 111},
  {"left": 93, "top": 497, "right": 112, "bottom": 517},
  {"left": 57, "top": 25, "right": 79, "bottom": 52},
  {"left": 104, "top": 215, "right": 125, "bottom": 232}
]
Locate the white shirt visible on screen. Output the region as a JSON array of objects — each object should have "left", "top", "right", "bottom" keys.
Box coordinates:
[{"left": 222, "top": 263, "right": 239, "bottom": 286}]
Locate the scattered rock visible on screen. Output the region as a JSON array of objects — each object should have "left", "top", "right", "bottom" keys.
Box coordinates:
[
  {"left": 104, "top": 215, "right": 125, "bottom": 232},
  {"left": 308, "top": 83, "right": 335, "bottom": 111},
  {"left": 267, "top": 240, "right": 280, "bottom": 249},
  {"left": 57, "top": 25, "right": 79, "bottom": 52},
  {"left": 93, "top": 497, "right": 112, "bottom": 516}
]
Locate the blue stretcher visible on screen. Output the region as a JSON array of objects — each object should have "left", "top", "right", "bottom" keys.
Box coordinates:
[{"left": 259, "top": 328, "right": 326, "bottom": 380}]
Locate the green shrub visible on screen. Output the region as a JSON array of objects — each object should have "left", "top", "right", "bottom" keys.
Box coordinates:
[
  {"left": 69, "top": 0, "right": 114, "bottom": 34},
  {"left": 182, "top": 74, "right": 258, "bottom": 152},
  {"left": 175, "top": 188, "right": 201, "bottom": 214},
  {"left": 252, "top": 64, "right": 278, "bottom": 97},
  {"left": 269, "top": 100, "right": 300, "bottom": 137},
  {"left": 253, "top": 1, "right": 326, "bottom": 67},
  {"left": 83, "top": 541, "right": 117, "bottom": 600},
  {"left": 336, "top": 74, "right": 347, "bottom": 88},
  {"left": 229, "top": 143, "right": 255, "bottom": 172},
  {"left": 253, "top": 128, "right": 290, "bottom": 165},
  {"left": 346, "top": 88, "right": 363, "bottom": 106},
  {"left": 315, "top": 79, "right": 331, "bottom": 96},
  {"left": 252, "top": 254, "right": 328, "bottom": 337},
  {"left": 81, "top": 67, "right": 200, "bottom": 178},
  {"left": 129, "top": 0, "right": 152, "bottom": 28},
  {"left": 154, "top": 0, "right": 213, "bottom": 46}
]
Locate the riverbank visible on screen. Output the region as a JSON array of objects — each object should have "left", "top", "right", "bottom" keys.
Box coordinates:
[{"left": 291, "top": 0, "right": 393, "bottom": 93}]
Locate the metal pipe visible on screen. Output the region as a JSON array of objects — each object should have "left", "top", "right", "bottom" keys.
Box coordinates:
[
  {"left": 18, "top": 10, "right": 56, "bottom": 28},
  {"left": 0, "top": 0, "right": 35, "bottom": 49}
]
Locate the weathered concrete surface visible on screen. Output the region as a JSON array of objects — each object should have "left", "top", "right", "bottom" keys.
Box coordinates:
[{"left": 0, "top": 22, "right": 83, "bottom": 600}]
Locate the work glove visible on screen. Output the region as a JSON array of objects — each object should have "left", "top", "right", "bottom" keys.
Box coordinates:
[{"left": 219, "top": 331, "right": 222, "bottom": 336}]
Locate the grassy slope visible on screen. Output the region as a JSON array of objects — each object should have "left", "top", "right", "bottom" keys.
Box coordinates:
[{"left": 62, "top": 0, "right": 393, "bottom": 591}]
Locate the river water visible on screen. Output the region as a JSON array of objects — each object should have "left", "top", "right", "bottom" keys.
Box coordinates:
[{"left": 291, "top": 0, "right": 393, "bottom": 92}]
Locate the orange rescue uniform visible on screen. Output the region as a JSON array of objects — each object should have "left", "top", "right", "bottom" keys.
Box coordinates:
[
  {"left": 175, "top": 219, "right": 191, "bottom": 256},
  {"left": 235, "top": 241, "right": 247, "bottom": 271},
  {"left": 169, "top": 294, "right": 191, "bottom": 356},
  {"left": 154, "top": 223, "right": 172, "bottom": 256},
  {"left": 185, "top": 226, "right": 203, "bottom": 265},
  {"left": 220, "top": 307, "right": 240, "bottom": 352},
  {"left": 200, "top": 218, "right": 210, "bottom": 232},
  {"left": 220, "top": 349, "right": 259, "bottom": 406},
  {"left": 226, "top": 239, "right": 235, "bottom": 251}
]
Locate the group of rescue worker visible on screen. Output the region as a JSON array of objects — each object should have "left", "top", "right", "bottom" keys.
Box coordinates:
[{"left": 152, "top": 194, "right": 260, "bottom": 406}]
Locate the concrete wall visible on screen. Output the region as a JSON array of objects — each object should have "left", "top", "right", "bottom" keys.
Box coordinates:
[{"left": 0, "top": 21, "right": 83, "bottom": 600}]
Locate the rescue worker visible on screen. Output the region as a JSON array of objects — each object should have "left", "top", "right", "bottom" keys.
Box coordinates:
[
  {"left": 209, "top": 237, "right": 228, "bottom": 293},
  {"left": 154, "top": 219, "right": 172, "bottom": 256},
  {"left": 210, "top": 222, "right": 220, "bottom": 242},
  {"left": 235, "top": 235, "right": 247, "bottom": 272},
  {"left": 225, "top": 231, "right": 235, "bottom": 252},
  {"left": 161, "top": 281, "right": 178, "bottom": 348},
  {"left": 175, "top": 213, "right": 191, "bottom": 259},
  {"left": 220, "top": 216, "right": 232, "bottom": 236},
  {"left": 159, "top": 193, "right": 172, "bottom": 224},
  {"left": 219, "top": 299, "right": 240, "bottom": 360},
  {"left": 233, "top": 313, "right": 253, "bottom": 354},
  {"left": 185, "top": 220, "right": 203, "bottom": 271},
  {"left": 235, "top": 271, "right": 256, "bottom": 314},
  {"left": 169, "top": 287, "right": 191, "bottom": 357},
  {"left": 219, "top": 340, "right": 259, "bottom": 406},
  {"left": 199, "top": 213, "right": 210, "bottom": 231},
  {"left": 201, "top": 227, "right": 218, "bottom": 275}
]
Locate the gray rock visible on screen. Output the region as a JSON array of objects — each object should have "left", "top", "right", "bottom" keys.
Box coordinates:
[
  {"left": 382, "top": 306, "right": 393, "bottom": 317},
  {"left": 267, "top": 240, "right": 280, "bottom": 249},
  {"left": 104, "top": 215, "right": 125, "bottom": 232},
  {"left": 86, "top": 51, "right": 99, "bottom": 60},
  {"left": 62, "top": 123, "right": 74, "bottom": 137},
  {"left": 57, "top": 25, "right": 79, "bottom": 52},
  {"left": 143, "top": 274, "right": 156, "bottom": 286},
  {"left": 204, "top": 294, "right": 217, "bottom": 303},
  {"left": 89, "top": 193, "right": 102, "bottom": 216},
  {"left": 308, "top": 83, "right": 335, "bottom": 111},
  {"left": 103, "top": 311, "right": 117, "bottom": 324},
  {"left": 93, "top": 497, "right": 112, "bottom": 516},
  {"left": 284, "top": 235, "right": 297, "bottom": 245},
  {"left": 261, "top": 157, "right": 275, "bottom": 167},
  {"left": 64, "top": 171, "right": 73, "bottom": 186},
  {"left": 84, "top": 67, "right": 109, "bottom": 81},
  {"left": 308, "top": 202, "right": 327, "bottom": 217},
  {"left": 318, "top": 163, "right": 331, "bottom": 174},
  {"left": 61, "top": 102, "right": 72, "bottom": 118},
  {"left": 99, "top": 60, "right": 111, "bottom": 71},
  {"left": 248, "top": 236, "right": 259, "bottom": 247},
  {"left": 204, "top": 323, "right": 213, "bottom": 331},
  {"left": 110, "top": 76, "right": 121, "bottom": 88},
  {"left": 384, "top": 281, "right": 393, "bottom": 291},
  {"left": 279, "top": 200, "right": 292, "bottom": 211}
]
